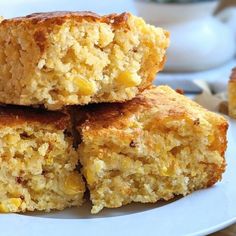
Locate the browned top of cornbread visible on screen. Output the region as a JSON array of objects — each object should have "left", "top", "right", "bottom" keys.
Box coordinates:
[
  {"left": 79, "top": 86, "right": 228, "bottom": 157},
  {"left": 1, "top": 11, "right": 130, "bottom": 27},
  {"left": 0, "top": 106, "right": 68, "bottom": 129},
  {"left": 79, "top": 85, "right": 227, "bottom": 130},
  {"left": 230, "top": 68, "right": 236, "bottom": 82}
]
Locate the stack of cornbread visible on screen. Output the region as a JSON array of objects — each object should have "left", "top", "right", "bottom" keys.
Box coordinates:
[{"left": 0, "top": 11, "right": 228, "bottom": 214}]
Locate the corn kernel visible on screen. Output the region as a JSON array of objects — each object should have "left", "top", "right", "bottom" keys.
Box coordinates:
[
  {"left": 85, "top": 169, "right": 95, "bottom": 185},
  {"left": 0, "top": 203, "right": 8, "bottom": 213},
  {"left": 0, "top": 198, "right": 22, "bottom": 213},
  {"left": 116, "top": 71, "right": 141, "bottom": 87},
  {"left": 45, "top": 156, "right": 53, "bottom": 165},
  {"left": 63, "top": 172, "right": 84, "bottom": 195},
  {"left": 208, "top": 134, "right": 215, "bottom": 144},
  {"left": 161, "top": 161, "right": 177, "bottom": 177},
  {"left": 4, "top": 134, "right": 20, "bottom": 144},
  {"left": 74, "top": 78, "right": 95, "bottom": 96}
]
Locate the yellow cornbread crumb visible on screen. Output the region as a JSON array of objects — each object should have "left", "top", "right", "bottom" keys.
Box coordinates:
[
  {"left": 0, "top": 106, "right": 85, "bottom": 213},
  {"left": 0, "top": 198, "right": 22, "bottom": 213},
  {"left": 76, "top": 86, "right": 227, "bottom": 213},
  {"left": 0, "top": 11, "right": 169, "bottom": 109}
]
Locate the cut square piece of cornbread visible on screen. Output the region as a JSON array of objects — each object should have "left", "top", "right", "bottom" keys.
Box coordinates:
[
  {"left": 0, "top": 106, "right": 85, "bottom": 213},
  {"left": 0, "top": 11, "right": 169, "bottom": 110},
  {"left": 228, "top": 68, "right": 236, "bottom": 119},
  {"left": 76, "top": 86, "right": 228, "bottom": 214}
]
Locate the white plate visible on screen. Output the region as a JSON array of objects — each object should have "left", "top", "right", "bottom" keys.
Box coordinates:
[{"left": 1, "top": 118, "right": 235, "bottom": 236}]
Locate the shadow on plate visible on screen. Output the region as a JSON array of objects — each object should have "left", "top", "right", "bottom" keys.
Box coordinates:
[{"left": 23, "top": 196, "right": 181, "bottom": 219}]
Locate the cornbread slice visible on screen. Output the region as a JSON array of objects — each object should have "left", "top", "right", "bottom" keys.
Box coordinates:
[
  {"left": 228, "top": 68, "right": 236, "bottom": 118},
  {"left": 0, "top": 11, "right": 169, "bottom": 110},
  {"left": 76, "top": 86, "right": 228, "bottom": 214},
  {"left": 0, "top": 106, "right": 85, "bottom": 213}
]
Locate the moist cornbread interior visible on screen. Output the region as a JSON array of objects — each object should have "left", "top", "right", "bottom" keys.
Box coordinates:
[
  {"left": 77, "top": 86, "right": 228, "bottom": 214},
  {"left": 0, "top": 11, "right": 169, "bottom": 110},
  {"left": 0, "top": 106, "right": 85, "bottom": 213},
  {"left": 228, "top": 68, "right": 236, "bottom": 118}
]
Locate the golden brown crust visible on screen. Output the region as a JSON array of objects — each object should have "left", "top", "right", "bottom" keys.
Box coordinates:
[
  {"left": 205, "top": 121, "right": 228, "bottom": 187},
  {"left": 206, "top": 162, "right": 226, "bottom": 187},
  {"left": 216, "top": 123, "right": 228, "bottom": 156},
  {"left": 80, "top": 85, "right": 227, "bottom": 131},
  {"left": 1, "top": 11, "right": 130, "bottom": 27},
  {"left": 0, "top": 105, "right": 68, "bottom": 129}
]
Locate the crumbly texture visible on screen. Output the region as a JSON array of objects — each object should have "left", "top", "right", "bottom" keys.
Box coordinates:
[
  {"left": 0, "top": 106, "right": 85, "bottom": 213},
  {"left": 76, "top": 86, "right": 228, "bottom": 214},
  {"left": 0, "top": 11, "right": 169, "bottom": 110},
  {"left": 228, "top": 68, "right": 236, "bottom": 119}
]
